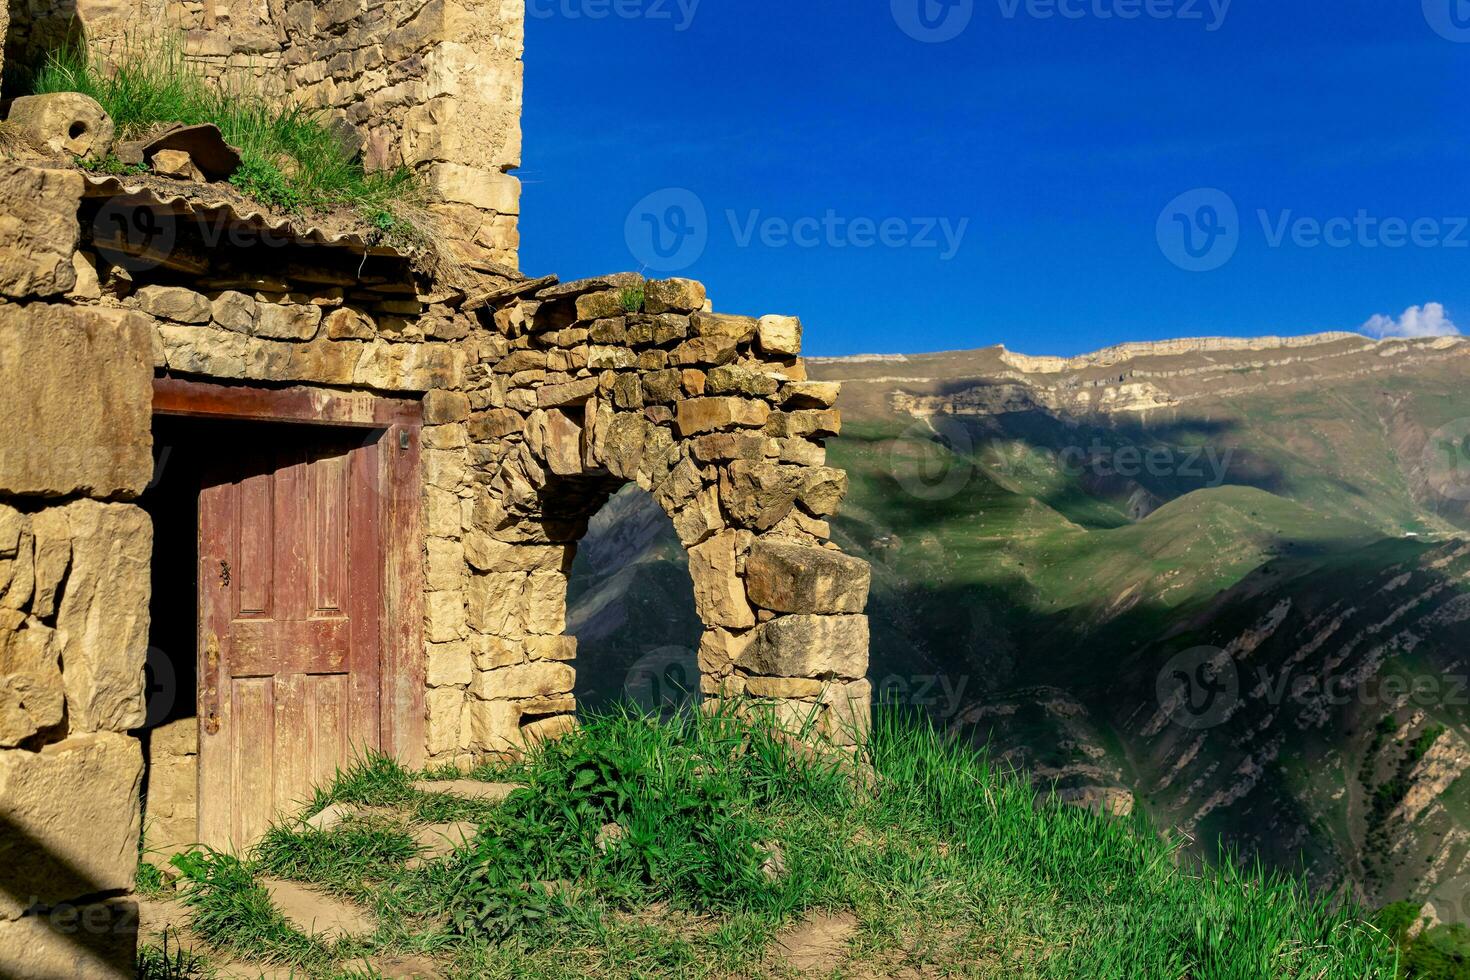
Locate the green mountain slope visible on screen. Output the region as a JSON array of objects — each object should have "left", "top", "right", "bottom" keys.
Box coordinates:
[{"left": 568, "top": 332, "right": 1470, "bottom": 918}]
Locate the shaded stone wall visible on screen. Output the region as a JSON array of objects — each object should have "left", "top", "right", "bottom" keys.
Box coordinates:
[
  {"left": 0, "top": 166, "right": 153, "bottom": 978},
  {"left": 3, "top": 0, "right": 524, "bottom": 271}
]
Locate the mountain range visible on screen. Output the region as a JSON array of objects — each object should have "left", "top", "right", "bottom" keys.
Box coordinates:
[{"left": 567, "top": 330, "right": 1470, "bottom": 916}]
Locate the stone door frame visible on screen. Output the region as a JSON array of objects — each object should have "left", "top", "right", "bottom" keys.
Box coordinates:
[{"left": 151, "top": 377, "right": 428, "bottom": 769}]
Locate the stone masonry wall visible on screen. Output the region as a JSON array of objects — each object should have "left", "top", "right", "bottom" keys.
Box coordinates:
[
  {"left": 434, "top": 273, "right": 873, "bottom": 761},
  {"left": 0, "top": 156, "right": 484, "bottom": 973},
  {"left": 4, "top": 0, "right": 524, "bottom": 271},
  {"left": 0, "top": 166, "right": 153, "bottom": 978}
]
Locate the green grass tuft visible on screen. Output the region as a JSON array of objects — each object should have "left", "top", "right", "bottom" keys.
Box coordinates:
[
  {"left": 136, "top": 928, "right": 211, "bottom": 980},
  {"left": 170, "top": 847, "right": 331, "bottom": 968},
  {"left": 29, "top": 37, "right": 427, "bottom": 247},
  {"left": 158, "top": 706, "right": 1400, "bottom": 978}
]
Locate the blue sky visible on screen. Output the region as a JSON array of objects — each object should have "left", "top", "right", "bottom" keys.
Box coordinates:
[{"left": 520, "top": 1, "right": 1469, "bottom": 357}]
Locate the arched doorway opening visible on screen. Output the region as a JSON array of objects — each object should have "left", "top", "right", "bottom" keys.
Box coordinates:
[{"left": 566, "top": 484, "right": 702, "bottom": 715}]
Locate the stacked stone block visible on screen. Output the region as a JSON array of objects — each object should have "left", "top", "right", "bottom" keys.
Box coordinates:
[
  {"left": 0, "top": 167, "right": 153, "bottom": 978},
  {"left": 439, "top": 273, "right": 873, "bottom": 757}
]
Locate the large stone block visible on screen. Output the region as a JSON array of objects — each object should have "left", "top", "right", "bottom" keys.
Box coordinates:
[
  {"left": 0, "top": 898, "right": 137, "bottom": 979},
  {"left": 687, "top": 531, "right": 755, "bottom": 629},
  {"left": 757, "top": 315, "right": 802, "bottom": 357},
  {"left": 0, "top": 505, "right": 33, "bottom": 611},
  {"left": 468, "top": 571, "right": 521, "bottom": 635},
  {"left": 644, "top": 278, "right": 706, "bottom": 315},
  {"left": 0, "top": 165, "right": 81, "bottom": 299},
  {"left": 425, "top": 687, "right": 465, "bottom": 757},
  {"left": 425, "top": 163, "right": 521, "bottom": 214},
  {"left": 526, "top": 409, "right": 584, "bottom": 476},
  {"left": 0, "top": 304, "right": 153, "bottom": 498},
  {"left": 675, "top": 397, "right": 770, "bottom": 437},
  {"left": 745, "top": 540, "right": 870, "bottom": 614},
  {"left": 0, "top": 609, "right": 64, "bottom": 747},
  {"left": 466, "top": 697, "right": 521, "bottom": 754},
  {"left": 738, "top": 614, "right": 868, "bottom": 680},
  {"left": 465, "top": 535, "right": 568, "bottom": 574},
  {"left": 0, "top": 732, "right": 144, "bottom": 919},
  {"left": 691, "top": 312, "right": 757, "bottom": 343},
  {"left": 820, "top": 679, "right": 873, "bottom": 746},
  {"left": 472, "top": 661, "right": 575, "bottom": 700},
  {"left": 39, "top": 502, "right": 151, "bottom": 733},
  {"left": 718, "top": 461, "right": 806, "bottom": 531}
]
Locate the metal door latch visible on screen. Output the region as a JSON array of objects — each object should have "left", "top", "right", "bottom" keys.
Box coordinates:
[
  {"left": 202, "top": 633, "right": 221, "bottom": 736},
  {"left": 218, "top": 560, "right": 230, "bottom": 587}
]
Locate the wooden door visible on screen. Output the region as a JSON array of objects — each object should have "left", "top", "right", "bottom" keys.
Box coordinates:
[{"left": 197, "top": 429, "right": 382, "bottom": 850}]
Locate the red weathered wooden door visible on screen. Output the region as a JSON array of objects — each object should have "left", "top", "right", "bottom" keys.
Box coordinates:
[{"left": 197, "top": 429, "right": 382, "bottom": 850}]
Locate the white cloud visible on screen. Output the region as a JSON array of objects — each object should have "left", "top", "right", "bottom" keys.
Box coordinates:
[{"left": 1361, "top": 302, "right": 1460, "bottom": 339}]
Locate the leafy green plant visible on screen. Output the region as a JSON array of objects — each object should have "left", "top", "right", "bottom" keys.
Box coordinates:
[
  {"left": 136, "top": 858, "right": 170, "bottom": 898},
  {"left": 619, "top": 286, "right": 645, "bottom": 313}
]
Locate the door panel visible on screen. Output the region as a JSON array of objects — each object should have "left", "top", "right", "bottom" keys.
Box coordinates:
[{"left": 198, "top": 431, "right": 382, "bottom": 851}]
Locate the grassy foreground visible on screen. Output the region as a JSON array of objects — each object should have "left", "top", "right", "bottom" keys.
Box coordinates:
[
  {"left": 143, "top": 708, "right": 1400, "bottom": 979},
  {"left": 28, "top": 39, "right": 424, "bottom": 242}
]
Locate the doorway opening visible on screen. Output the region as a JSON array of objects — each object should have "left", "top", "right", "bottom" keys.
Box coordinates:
[
  {"left": 566, "top": 484, "right": 701, "bottom": 716},
  {"left": 138, "top": 380, "right": 424, "bottom": 858}
]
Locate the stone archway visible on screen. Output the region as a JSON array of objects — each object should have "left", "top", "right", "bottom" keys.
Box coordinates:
[{"left": 455, "top": 274, "right": 872, "bottom": 756}]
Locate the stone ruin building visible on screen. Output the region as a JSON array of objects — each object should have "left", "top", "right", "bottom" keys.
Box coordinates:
[{"left": 0, "top": 0, "right": 871, "bottom": 975}]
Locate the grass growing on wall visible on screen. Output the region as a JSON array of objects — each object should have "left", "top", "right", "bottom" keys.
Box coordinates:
[
  {"left": 29, "top": 38, "right": 425, "bottom": 241},
  {"left": 143, "top": 706, "right": 1404, "bottom": 979}
]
